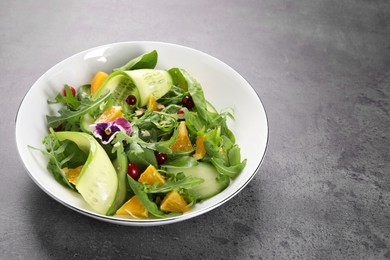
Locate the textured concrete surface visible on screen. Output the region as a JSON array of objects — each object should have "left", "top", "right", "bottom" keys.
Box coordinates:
[{"left": 1, "top": 0, "right": 389, "bottom": 259}]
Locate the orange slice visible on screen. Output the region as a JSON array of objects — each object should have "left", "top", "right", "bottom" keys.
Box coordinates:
[
  {"left": 170, "top": 121, "right": 193, "bottom": 152},
  {"left": 95, "top": 106, "right": 123, "bottom": 123},
  {"left": 116, "top": 195, "right": 148, "bottom": 218},
  {"left": 64, "top": 165, "right": 83, "bottom": 185},
  {"left": 138, "top": 165, "right": 166, "bottom": 187},
  {"left": 160, "top": 190, "right": 191, "bottom": 213},
  {"left": 147, "top": 95, "right": 159, "bottom": 112},
  {"left": 91, "top": 71, "right": 109, "bottom": 95},
  {"left": 193, "top": 135, "right": 206, "bottom": 160}
]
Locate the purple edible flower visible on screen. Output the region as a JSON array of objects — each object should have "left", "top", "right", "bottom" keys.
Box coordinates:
[{"left": 91, "top": 117, "right": 131, "bottom": 144}]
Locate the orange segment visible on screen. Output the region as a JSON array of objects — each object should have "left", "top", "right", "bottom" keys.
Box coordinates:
[
  {"left": 170, "top": 121, "right": 193, "bottom": 152},
  {"left": 147, "top": 95, "right": 159, "bottom": 112},
  {"left": 193, "top": 135, "right": 206, "bottom": 160},
  {"left": 65, "top": 165, "right": 83, "bottom": 185},
  {"left": 95, "top": 106, "right": 123, "bottom": 123},
  {"left": 116, "top": 195, "right": 148, "bottom": 218},
  {"left": 91, "top": 71, "right": 109, "bottom": 95},
  {"left": 138, "top": 165, "right": 166, "bottom": 187},
  {"left": 160, "top": 190, "right": 191, "bottom": 213}
]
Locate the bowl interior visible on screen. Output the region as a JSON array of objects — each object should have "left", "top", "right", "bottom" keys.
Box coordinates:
[{"left": 15, "top": 41, "right": 268, "bottom": 226}]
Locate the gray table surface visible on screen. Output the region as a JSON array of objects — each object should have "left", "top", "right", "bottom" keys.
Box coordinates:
[{"left": 2, "top": 1, "right": 389, "bottom": 259}]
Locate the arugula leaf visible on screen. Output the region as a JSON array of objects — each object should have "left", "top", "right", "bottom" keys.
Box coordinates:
[
  {"left": 127, "top": 142, "right": 158, "bottom": 172},
  {"left": 158, "top": 85, "right": 186, "bottom": 105},
  {"left": 46, "top": 91, "right": 111, "bottom": 130},
  {"left": 210, "top": 157, "right": 247, "bottom": 179},
  {"left": 48, "top": 84, "right": 81, "bottom": 110},
  {"left": 143, "top": 173, "right": 204, "bottom": 194},
  {"left": 116, "top": 127, "right": 175, "bottom": 155},
  {"left": 29, "top": 132, "right": 74, "bottom": 189}
]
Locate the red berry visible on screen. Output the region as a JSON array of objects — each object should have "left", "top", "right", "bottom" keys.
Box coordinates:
[
  {"left": 53, "top": 124, "right": 63, "bottom": 132},
  {"left": 155, "top": 151, "right": 168, "bottom": 165},
  {"left": 62, "top": 86, "right": 76, "bottom": 96},
  {"left": 126, "top": 95, "right": 137, "bottom": 105},
  {"left": 177, "top": 109, "right": 185, "bottom": 121},
  {"left": 182, "top": 95, "right": 194, "bottom": 109},
  {"left": 127, "top": 163, "right": 140, "bottom": 179}
]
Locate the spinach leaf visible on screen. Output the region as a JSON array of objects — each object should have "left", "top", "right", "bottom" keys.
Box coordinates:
[
  {"left": 163, "top": 155, "right": 199, "bottom": 168},
  {"left": 113, "top": 50, "right": 158, "bottom": 71},
  {"left": 168, "top": 68, "right": 188, "bottom": 90},
  {"left": 61, "top": 140, "right": 88, "bottom": 168}
]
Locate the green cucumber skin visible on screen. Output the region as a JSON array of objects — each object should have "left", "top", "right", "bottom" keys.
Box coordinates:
[
  {"left": 124, "top": 69, "right": 173, "bottom": 107},
  {"left": 93, "top": 69, "right": 173, "bottom": 108},
  {"left": 93, "top": 71, "right": 140, "bottom": 106},
  {"left": 167, "top": 162, "right": 230, "bottom": 200},
  {"left": 106, "top": 154, "right": 128, "bottom": 216},
  {"left": 80, "top": 113, "right": 94, "bottom": 134},
  {"left": 55, "top": 131, "right": 118, "bottom": 215}
]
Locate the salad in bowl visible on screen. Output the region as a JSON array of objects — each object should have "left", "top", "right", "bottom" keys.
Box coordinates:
[{"left": 15, "top": 42, "right": 268, "bottom": 226}]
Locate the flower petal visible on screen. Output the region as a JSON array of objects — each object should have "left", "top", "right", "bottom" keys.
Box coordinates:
[{"left": 91, "top": 117, "right": 132, "bottom": 144}]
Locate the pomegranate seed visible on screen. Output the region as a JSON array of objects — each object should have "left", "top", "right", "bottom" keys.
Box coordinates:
[
  {"left": 126, "top": 95, "right": 137, "bottom": 105},
  {"left": 53, "top": 124, "right": 63, "bottom": 132},
  {"left": 62, "top": 86, "right": 76, "bottom": 96},
  {"left": 155, "top": 151, "right": 168, "bottom": 165},
  {"left": 182, "top": 95, "right": 194, "bottom": 109},
  {"left": 127, "top": 163, "right": 140, "bottom": 179},
  {"left": 177, "top": 109, "right": 185, "bottom": 121}
]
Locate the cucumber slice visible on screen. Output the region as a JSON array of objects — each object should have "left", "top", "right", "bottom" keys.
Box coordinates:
[
  {"left": 93, "top": 69, "right": 173, "bottom": 108},
  {"left": 80, "top": 113, "right": 94, "bottom": 134},
  {"left": 93, "top": 71, "right": 140, "bottom": 106},
  {"left": 167, "top": 162, "right": 230, "bottom": 200},
  {"left": 106, "top": 152, "right": 128, "bottom": 216},
  {"left": 124, "top": 69, "right": 173, "bottom": 107},
  {"left": 55, "top": 131, "right": 118, "bottom": 215}
]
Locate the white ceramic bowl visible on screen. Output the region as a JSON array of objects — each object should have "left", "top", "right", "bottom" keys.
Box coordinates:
[{"left": 15, "top": 41, "right": 268, "bottom": 226}]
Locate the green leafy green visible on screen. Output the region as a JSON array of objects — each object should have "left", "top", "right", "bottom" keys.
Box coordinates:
[
  {"left": 168, "top": 68, "right": 188, "bottom": 90},
  {"left": 61, "top": 140, "right": 88, "bottom": 168},
  {"left": 127, "top": 142, "right": 158, "bottom": 172},
  {"left": 113, "top": 50, "right": 158, "bottom": 71},
  {"left": 210, "top": 157, "right": 247, "bottom": 179},
  {"left": 143, "top": 173, "right": 204, "bottom": 194},
  {"left": 46, "top": 91, "right": 111, "bottom": 130},
  {"left": 163, "top": 155, "right": 199, "bottom": 168},
  {"left": 30, "top": 131, "right": 76, "bottom": 189},
  {"left": 126, "top": 175, "right": 180, "bottom": 218},
  {"left": 48, "top": 84, "right": 81, "bottom": 110}
]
